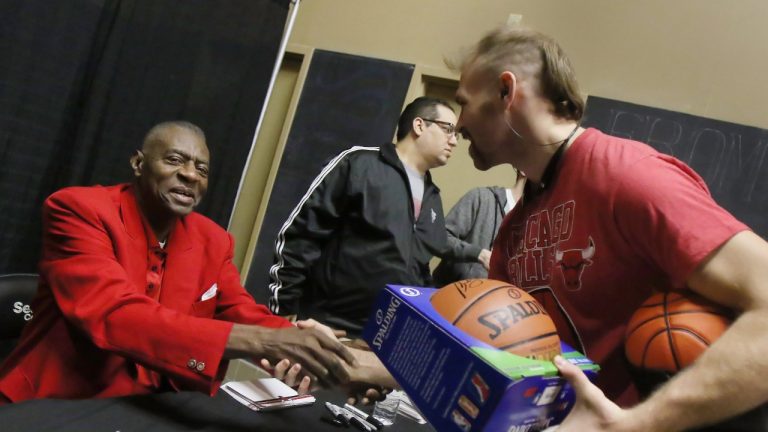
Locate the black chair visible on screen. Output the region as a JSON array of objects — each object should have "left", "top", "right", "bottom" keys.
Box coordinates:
[{"left": 0, "top": 273, "right": 39, "bottom": 359}]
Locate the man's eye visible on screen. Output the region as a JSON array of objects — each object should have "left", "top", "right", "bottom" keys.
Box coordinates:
[
  {"left": 166, "top": 156, "right": 183, "bottom": 165},
  {"left": 197, "top": 166, "right": 209, "bottom": 177}
]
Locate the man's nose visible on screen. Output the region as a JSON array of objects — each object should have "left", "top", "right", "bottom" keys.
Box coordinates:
[
  {"left": 448, "top": 133, "right": 458, "bottom": 146},
  {"left": 178, "top": 162, "right": 200, "bottom": 182}
]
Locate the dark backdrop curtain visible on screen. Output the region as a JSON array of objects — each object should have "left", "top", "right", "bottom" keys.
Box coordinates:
[{"left": 0, "top": 0, "right": 289, "bottom": 273}]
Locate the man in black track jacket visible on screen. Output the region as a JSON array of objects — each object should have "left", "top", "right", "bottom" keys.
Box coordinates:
[{"left": 268, "top": 97, "right": 458, "bottom": 336}]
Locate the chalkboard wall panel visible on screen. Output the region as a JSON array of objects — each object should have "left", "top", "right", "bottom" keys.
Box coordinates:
[
  {"left": 582, "top": 96, "right": 768, "bottom": 239},
  {"left": 245, "top": 50, "right": 414, "bottom": 302}
]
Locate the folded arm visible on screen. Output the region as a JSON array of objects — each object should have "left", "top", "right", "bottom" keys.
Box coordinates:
[{"left": 555, "top": 231, "right": 768, "bottom": 432}]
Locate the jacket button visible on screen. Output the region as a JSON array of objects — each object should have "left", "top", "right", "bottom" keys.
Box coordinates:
[
  {"left": 187, "top": 359, "right": 197, "bottom": 369},
  {"left": 196, "top": 362, "right": 206, "bottom": 372}
]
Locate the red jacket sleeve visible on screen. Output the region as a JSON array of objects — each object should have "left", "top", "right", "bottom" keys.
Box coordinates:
[{"left": 39, "top": 189, "right": 287, "bottom": 394}]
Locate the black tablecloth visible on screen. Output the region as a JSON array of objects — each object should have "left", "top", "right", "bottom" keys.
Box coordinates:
[
  {"left": 4, "top": 387, "right": 764, "bottom": 431},
  {"left": 0, "top": 388, "right": 434, "bottom": 432}
]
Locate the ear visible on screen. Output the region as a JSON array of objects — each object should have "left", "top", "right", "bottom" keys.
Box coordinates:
[
  {"left": 411, "top": 117, "right": 425, "bottom": 137},
  {"left": 498, "top": 71, "right": 517, "bottom": 109},
  {"left": 130, "top": 150, "right": 144, "bottom": 177}
]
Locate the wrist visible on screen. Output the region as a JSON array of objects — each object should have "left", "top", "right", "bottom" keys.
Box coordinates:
[
  {"left": 225, "top": 324, "right": 268, "bottom": 359},
  {"left": 466, "top": 245, "right": 482, "bottom": 260},
  {"left": 349, "top": 349, "right": 399, "bottom": 389},
  {"left": 614, "top": 402, "right": 668, "bottom": 432}
]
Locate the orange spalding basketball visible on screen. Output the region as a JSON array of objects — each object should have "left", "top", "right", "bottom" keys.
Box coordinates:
[
  {"left": 431, "top": 278, "right": 561, "bottom": 361},
  {"left": 625, "top": 291, "right": 733, "bottom": 373}
]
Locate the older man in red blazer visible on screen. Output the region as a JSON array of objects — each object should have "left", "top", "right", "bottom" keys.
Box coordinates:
[{"left": 0, "top": 121, "right": 357, "bottom": 402}]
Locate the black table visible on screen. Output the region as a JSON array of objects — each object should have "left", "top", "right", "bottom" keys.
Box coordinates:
[{"left": 0, "top": 389, "right": 435, "bottom": 432}]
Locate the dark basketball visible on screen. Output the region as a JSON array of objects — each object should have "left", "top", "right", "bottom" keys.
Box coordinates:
[
  {"left": 625, "top": 291, "right": 733, "bottom": 373},
  {"left": 431, "top": 279, "right": 561, "bottom": 361}
]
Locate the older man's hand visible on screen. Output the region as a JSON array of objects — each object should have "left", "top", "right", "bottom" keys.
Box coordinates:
[{"left": 226, "top": 323, "right": 357, "bottom": 387}]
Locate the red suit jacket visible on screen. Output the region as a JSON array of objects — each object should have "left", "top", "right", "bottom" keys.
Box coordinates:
[{"left": 0, "top": 184, "right": 290, "bottom": 401}]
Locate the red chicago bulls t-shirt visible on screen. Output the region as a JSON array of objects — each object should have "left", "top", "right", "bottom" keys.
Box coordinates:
[{"left": 489, "top": 128, "right": 748, "bottom": 406}]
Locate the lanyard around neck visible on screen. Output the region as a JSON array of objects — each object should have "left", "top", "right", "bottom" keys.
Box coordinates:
[{"left": 535, "top": 124, "right": 579, "bottom": 190}]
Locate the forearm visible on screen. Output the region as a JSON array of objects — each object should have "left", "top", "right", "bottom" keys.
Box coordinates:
[
  {"left": 621, "top": 309, "right": 768, "bottom": 432},
  {"left": 225, "top": 323, "right": 285, "bottom": 360},
  {"left": 348, "top": 349, "right": 399, "bottom": 389},
  {"left": 443, "top": 235, "right": 482, "bottom": 261},
  {"left": 45, "top": 261, "right": 233, "bottom": 381}
]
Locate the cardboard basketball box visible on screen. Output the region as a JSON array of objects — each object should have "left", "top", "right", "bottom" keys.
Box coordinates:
[{"left": 362, "top": 284, "right": 599, "bottom": 432}]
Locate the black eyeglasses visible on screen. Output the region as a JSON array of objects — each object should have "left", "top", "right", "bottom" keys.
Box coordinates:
[{"left": 421, "top": 118, "right": 456, "bottom": 136}]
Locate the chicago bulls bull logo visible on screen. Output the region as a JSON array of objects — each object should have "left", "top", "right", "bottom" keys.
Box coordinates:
[{"left": 554, "top": 237, "right": 595, "bottom": 291}]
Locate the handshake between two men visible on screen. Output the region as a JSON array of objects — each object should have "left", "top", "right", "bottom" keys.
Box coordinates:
[{"left": 230, "top": 319, "right": 397, "bottom": 405}]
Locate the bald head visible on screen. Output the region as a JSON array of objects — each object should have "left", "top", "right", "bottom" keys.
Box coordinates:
[{"left": 142, "top": 121, "right": 207, "bottom": 155}]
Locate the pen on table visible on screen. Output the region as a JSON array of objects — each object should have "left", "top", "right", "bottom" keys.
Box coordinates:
[
  {"left": 227, "top": 386, "right": 313, "bottom": 405},
  {"left": 343, "top": 403, "right": 384, "bottom": 430},
  {"left": 324, "top": 402, "right": 350, "bottom": 427},
  {"left": 328, "top": 402, "right": 376, "bottom": 432},
  {"left": 345, "top": 413, "right": 376, "bottom": 432},
  {"left": 321, "top": 416, "right": 348, "bottom": 427}
]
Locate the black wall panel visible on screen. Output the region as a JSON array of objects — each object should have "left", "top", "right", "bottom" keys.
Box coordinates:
[
  {"left": 245, "top": 50, "right": 414, "bottom": 302},
  {"left": 583, "top": 96, "right": 768, "bottom": 238}
]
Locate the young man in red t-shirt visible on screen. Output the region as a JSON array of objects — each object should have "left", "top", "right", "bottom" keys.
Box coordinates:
[{"left": 452, "top": 26, "right": 768, "bottom": 431}]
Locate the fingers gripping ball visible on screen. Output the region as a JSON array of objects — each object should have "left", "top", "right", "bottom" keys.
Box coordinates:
[
  {"left": 625, "top": 291, "right": 733, "bottom": 373},
  {"left": 431, "top": 279, "right": 561, "bottom": 361}
]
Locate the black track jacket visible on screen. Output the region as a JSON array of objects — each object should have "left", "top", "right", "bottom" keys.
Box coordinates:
[{"left": 267, "top": 143, "right": 447, "bottom": 335}]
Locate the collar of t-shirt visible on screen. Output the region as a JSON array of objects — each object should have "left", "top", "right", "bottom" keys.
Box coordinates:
[
  {"left": 403, "top": 164, "right": 425, "bottom": 219},
  {"left": 504, "top": 188, "right": 515, "bottom": 213}
]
